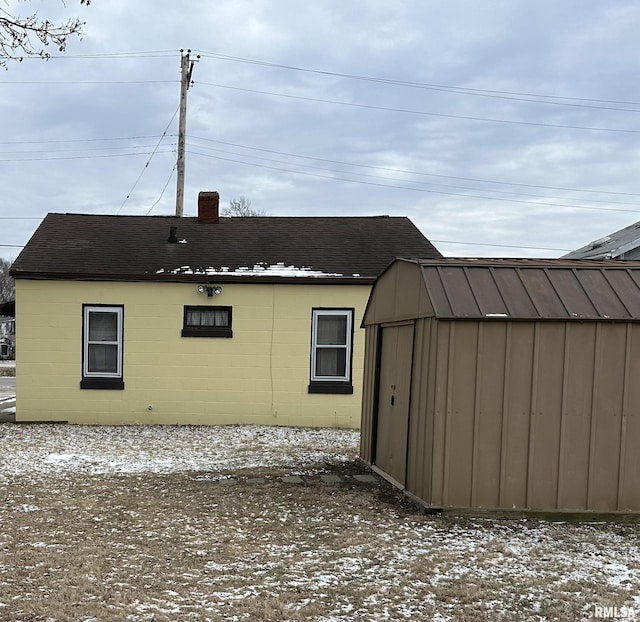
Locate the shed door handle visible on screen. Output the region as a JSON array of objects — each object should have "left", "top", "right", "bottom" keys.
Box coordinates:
[{"left": 390, "top": 395, "right": 395, "bottom": 406}]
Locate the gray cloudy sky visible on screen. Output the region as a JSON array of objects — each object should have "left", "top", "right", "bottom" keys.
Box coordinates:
[{"left": 3, "top": 0, "right": 640, "bottom": 260}]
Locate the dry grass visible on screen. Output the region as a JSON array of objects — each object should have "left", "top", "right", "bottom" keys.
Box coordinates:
[
  {"left": 0, "top": 425, "right": 639, "bottom": 620},
  {"left": 1, "top": 465, "right": 639, "bottom": 621},
  {"left": 0, "top": 366, "right": 14, "bottom": 377}
]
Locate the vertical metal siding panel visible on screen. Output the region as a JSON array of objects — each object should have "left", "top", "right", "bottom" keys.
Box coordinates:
[
  {"left": 617, "top": 324, "right": 632, "bottom": 511},
  {"left": 586, "top": 324, "right": 601, "bottom": 510},
  {"left": 470, "top": 323, "right": 483, "bottom": 508},
  {"left": 502, "top": 323, "right": 534, "bottom": 509},
  {"left": 556, "top": 324, "right": 571, "bottom": 509},
  {"left": 445, "top": 321, "right": 478, "bottom": 508},
  {"left": 440, "top": 322, "right": 456, "bottom": 507},
  {"left": 525, "top": 323, "right": 540, "bottom": 509},
  {"left": 556, "top": 323, "right": 594, "bottom": 510},
  {"left": 406, "top": 318, "right": 424, "bottom": 498},
  {"left": 529, "top": 322, "right": 565, "bottom": 510},
  {"left": 619, "top": 324, "right": 640, "bottom": 510},
  {"left": 406, "top": 318, "right": 433, "bottom": 504},
  {"left": 474, "top": 322, "right": 506, "bottom": 508},
  {"left": 429, "top": 321, "right": 449, "bottom": 507},
  {"left": 588, "top": 323, "right": 625, "bottom": 511},
  {"left": 424, "top": 318, "right": 438, "bottom": 505},
  {"left": 498, "top": 323, "right": 512, "bottom": 508},
  {"left": 397, "top": 323, "right": 415, "bottom": 486},
  {"left": 359, "top": 326, "right": 378, "bottom": 464}
]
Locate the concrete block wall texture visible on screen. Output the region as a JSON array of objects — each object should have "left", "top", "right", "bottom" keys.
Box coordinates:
[{"left": 15, "top": 280, "right": 370, "bottom": 427}]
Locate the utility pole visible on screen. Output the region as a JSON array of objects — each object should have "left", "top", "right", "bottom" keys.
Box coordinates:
[{"left": 175, "top": 49, "right": 199, "bottom": 217}]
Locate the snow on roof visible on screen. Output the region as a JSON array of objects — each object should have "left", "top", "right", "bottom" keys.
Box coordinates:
[{"left": 155, "top": 262, "right": 346, "bottom": 278}]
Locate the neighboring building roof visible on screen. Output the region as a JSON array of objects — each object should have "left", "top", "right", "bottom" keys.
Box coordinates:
[
  {"left": 402, "top": 258, "right": 640, "bottom": 320},
  {"left": 10, "top": 213, "right": 441, "bottom": 284},
  {"left": 563, "top": 220, "right": 640, "bottom": 259}
]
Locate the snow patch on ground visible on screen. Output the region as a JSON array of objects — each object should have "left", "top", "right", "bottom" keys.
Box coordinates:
[
  {"left": 0, "top": 424, "right": 359, "bottom": 478},
  {"left": 0, "top": 424, "right": 639, "bottom": 621}
]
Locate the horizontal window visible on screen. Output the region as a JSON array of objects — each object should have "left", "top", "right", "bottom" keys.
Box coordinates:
[
  {"left": 182, "top": 305, "right": 233, "bottom": 337},
  {"left": 309, "top": 308, "right": 354, "bottom": 394},
  {"left": 81, "top": 305, "right": 124, "bottom": 390}
]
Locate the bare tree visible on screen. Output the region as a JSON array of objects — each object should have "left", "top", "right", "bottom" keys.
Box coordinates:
[
  {"left": 0, "top": 258, "right": 14, "bottom": 304},
  {"left": 0, "top": 0, "right": 90, "bottom": 68},
  {"left": 222, "top": 196, "right": 269, "bottom": 217}
]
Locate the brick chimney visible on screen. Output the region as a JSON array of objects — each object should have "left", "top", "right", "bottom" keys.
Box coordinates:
[{"left": 198, "top": 191, "right": 220, "bottom": 223}]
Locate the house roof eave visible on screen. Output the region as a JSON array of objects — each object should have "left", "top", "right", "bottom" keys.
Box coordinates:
[{"left": 10, "top": 271, "right": 375, "bottom": 286}]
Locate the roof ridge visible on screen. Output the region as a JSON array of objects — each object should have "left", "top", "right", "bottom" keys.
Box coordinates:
[{"left": 48, "top": 213, "right": 400, "bottom": 219}]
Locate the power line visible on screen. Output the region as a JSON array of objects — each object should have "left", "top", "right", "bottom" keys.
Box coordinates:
[
  {"left": 187, "top": 148, "right": 640, "bottom": 214},
  {"left": 431, "top": 239, "right": 571, "bottom": 252},
  {"left": 13, "top": 50, "right": 179, "bottom": 60},
  {"left": 0, "top": 151, "right": 173, "bottom": 163},
  {"left": 14, "top": 46, "right": 640, "bottom": 112},
  {"left": 5, "top": 129, "right": 639, "bottom": 200},
  {"left": 0, "top": 134, "right": 170, "bottom": 146},
  {"left": 3, "top": 80, "right": 177, "bottom": 85},
  {"left": 117, "top": 106, "right": 179, "bottom": 214},
  {"left": 198, "top": 82, "right": 640, "bottom": 135},
  {"left": 146, "top": 164, "right": 177, "bottom": 215},
  {"left": 0, "top": 143, "right": 165, "bottom": 156},
  {"left": 186, "top": 139, "right": 640, "bottom": 207},
  {"left": 189, "top": 136, "right": 640, "bottom": 198},
  {"left": 196, "top": 50, "right": 640, "bottom": 110}
]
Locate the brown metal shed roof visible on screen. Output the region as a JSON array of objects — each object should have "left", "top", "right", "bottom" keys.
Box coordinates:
[{"left": 413, "top": 258, "right": 640, "bottom": 321}]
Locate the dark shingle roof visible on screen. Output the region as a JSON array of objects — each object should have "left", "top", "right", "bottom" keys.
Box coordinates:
[{"left": 11, "top": 213, "right": 441, "bottom": 283}]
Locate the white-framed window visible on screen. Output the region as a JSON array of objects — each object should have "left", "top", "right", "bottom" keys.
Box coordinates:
[
  {"left": 81, "top": 305, "right": 124, "bottom": 389},
  {"left": 182, "top": 306, "right": 233, "bottom": 337},
  {"left": 309, "top": 308, "right": 354, "bottom": 394}
]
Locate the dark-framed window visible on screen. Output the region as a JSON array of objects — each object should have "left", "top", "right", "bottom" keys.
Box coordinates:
[
  {"left": 81, "top": 304, "right": 124, "bottom": 390},
  {"left": 308, "top": 308, "right": 354, "bottom": 394},
  {"left": 182, "top": 306, "right": 233, "bottom": 338}
]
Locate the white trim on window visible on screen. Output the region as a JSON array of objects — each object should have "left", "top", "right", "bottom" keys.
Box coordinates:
[
  {"left": 310, "top": 308, "right": 353, "bottom": 383},
  {"left": 83, "top": 305, "right": 124, "bottom": 379}
]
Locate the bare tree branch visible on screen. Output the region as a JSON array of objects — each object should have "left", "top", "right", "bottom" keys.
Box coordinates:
[
  {"left": 0, "top": 0, "right": 90, "bottom": 68},
  {"left": 0, "top": 258, "right": 15, "bottom": 304},
  {"left": 222, "top": 196, "right": 269, "bottom": 217}
]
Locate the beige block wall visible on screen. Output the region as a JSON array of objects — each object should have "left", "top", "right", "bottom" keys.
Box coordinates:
[{"left": 15, "top": 280, "right": 370, "bottom": 427}]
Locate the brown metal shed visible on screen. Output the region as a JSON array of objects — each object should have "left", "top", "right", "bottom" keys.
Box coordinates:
[{"left": 360, "top": 258, "right": 640, "bottom": 514}]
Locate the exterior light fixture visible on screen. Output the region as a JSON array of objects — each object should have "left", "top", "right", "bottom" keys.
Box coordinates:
[{"left": 197, "top": 284, "right": 223, "bottom": 297}]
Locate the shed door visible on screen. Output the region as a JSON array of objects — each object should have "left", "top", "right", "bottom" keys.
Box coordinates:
[{"left": 375, "top": 323, "right": 414, "bottom": 487}]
